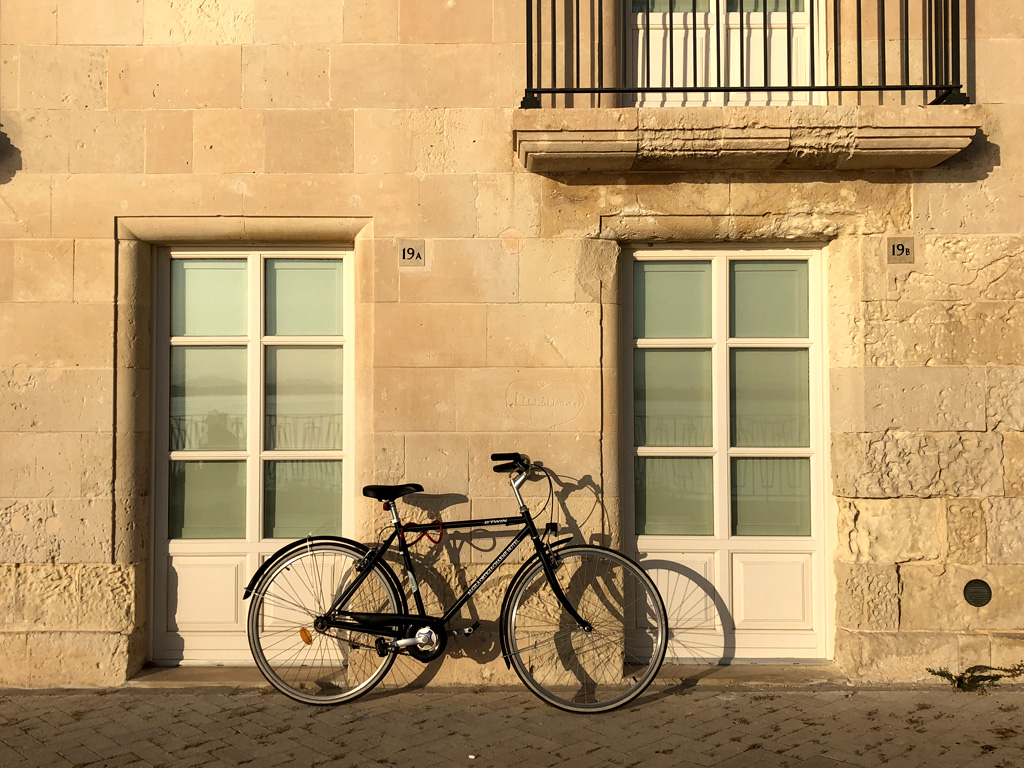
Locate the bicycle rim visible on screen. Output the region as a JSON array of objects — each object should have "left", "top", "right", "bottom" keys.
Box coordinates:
[
  {"left": 504, "top": 546, "right": 667, "bottom": 713},
  {"left": 247, "top": 542, "right": 402, "bottom": 705}
]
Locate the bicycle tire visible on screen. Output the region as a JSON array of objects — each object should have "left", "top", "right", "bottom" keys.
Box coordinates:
[
  {"left": 247, "top": 541, "right": 405, "bottom": 705},
  {"left": 502, "top": 545, "right": 667, "bottom": 713}
]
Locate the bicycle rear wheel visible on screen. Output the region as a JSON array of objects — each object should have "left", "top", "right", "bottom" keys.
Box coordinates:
[
  {"left": 247, "top": 541, "right": 404, "bottom": 705},
  {"left": 502, "top": 545, "right": 667, "bottom": 713}
]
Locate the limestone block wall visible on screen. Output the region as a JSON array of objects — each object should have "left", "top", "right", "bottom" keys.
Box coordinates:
[{"left": 0, "top": 0, "right": 1021, "bottom": 686}]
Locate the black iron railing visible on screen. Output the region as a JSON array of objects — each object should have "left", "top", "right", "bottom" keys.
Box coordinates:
[{"left": 521, "top": 0, "right": 969, "bottom": 108}]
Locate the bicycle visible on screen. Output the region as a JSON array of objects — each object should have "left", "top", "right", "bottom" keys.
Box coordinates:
[{"left": 243, "top": 452, "right": 668, "bottom": 713}]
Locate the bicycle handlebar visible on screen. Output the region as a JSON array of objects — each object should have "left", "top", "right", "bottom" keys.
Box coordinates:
[{"left": 491, "top": 452, "right": 531, "bottom": 474}]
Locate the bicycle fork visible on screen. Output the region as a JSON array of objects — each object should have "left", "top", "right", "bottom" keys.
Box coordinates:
[{"left": 509, "top": 471, "right": 593, "bottom": 634}]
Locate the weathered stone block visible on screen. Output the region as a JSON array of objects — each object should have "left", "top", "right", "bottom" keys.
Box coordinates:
[
  {"left": 404, "top": 433, "right": 471, "bottom": 497},
  {"left": 0, "top": 633, "right": 29, "bottom": 687},
  {"left": 144, "top": 0, "right": 255, "bottom": 44},
  {"left": 18, "top": 45, "right": 106, "bottom": 109},
  {"left": 399, "top": 0, "right": 493, "bottom": 44},
  {"left": 145, "top": 110, "right": 194, "bottom": 174},
  {"left": 834, "top": 629, "right": 958, "bottom": 682},
  {"left": 831, "top": 366, "right": 987, "bottom": 433},
  {"left": 897, "top": 236, "right": 1024, "bottom": 303},
  {"left": 987, "top": 368, "right": 1024, "bottom": 431},
  {"left": 0, "top": 0, "right": 57, "bottom": 44},
  {"left": 947, "top": 499, "right": 987, "bottom": 564},
  {"left": 475, "top": 174, "right": 544, "bottom": 240},
  {"left": 901, "top": 563, "right": 1024, "bottom": 631},
  {"left": 0, "top": 367, "right": 113, "bottom": 433},
  {"left": 343, "top": 0, "right": 400, "bottom": 43},
  {"left": 0, "top": 303, "right": 113, "bottom": 368},
  {"left": 374, "top": 368, "right": 460, "bottom": 433},
  {"left": 26, "top": 631, "right": 130, "bottom": 687},
  {"left": 400, "top": 239, "right": 517, "bottom": 304},
  {"left": 9, "top": 239, "right": 74, "bottom": 302},
  {"left": 51, "top": 174, "right": 245, "bottom": 238},
  {"left": 374, "top": 303, "right": 487, "bottom": 368},
  {"left": 0, "top": 47, "right": 17, "bottom": 111},
  {"left": 456, "top": 368, "right": 600, "bottom": 435},
  {"left": 73, "top": 239, "right": 115, "bottom": 303},
  {"left": 1003, "top": 432, "right": 1024, "bottom": 498},
  {"left": 486, "top": 304, "right": 600, "bottom": 368},
  {"left": 0, "top": 175, "right": 53, "bottom": 238},
  {"left": 417, "top": 174, "right": 479, "bottom": 238},
  {"left": 254, "top": 0, "right": 344, "bottom": 43},
  {"left": 0, "top": 109, "right": 71, "bottom": 173},
  {"left": 836, "top": 498, "right": 944, "bottom": 565},
  {"left": 193, "top": 109, "right": 263, "bottom": 174},
  {"left": 70, "top": 110, "right": 146, "bottom": 174},
  {"left": 517, "top": 239, "right": 578, "bottom": 303},
  {"left": 987, "top": 498, "right": 1024, "bottom": 564},
  {"left": 79, "top": 566, "right": 137, "bottom": 632},
  {"left": 834, "top": 562, "right": 900, "bottom": 631},
  {"left": 242, "top": 45, "right": 329, "bottom": 108},
  {"left": 57, "top": 0, "right": 143, "bottom": 44},
  {"left": 832, "top": 431, "right": 1003, "bottom": 499},
  {"left": 263, "top": 110, "right": 353, "bottom": 173},
  {"left": 109, "top": 46, "right": 242, "bottom": 109}
]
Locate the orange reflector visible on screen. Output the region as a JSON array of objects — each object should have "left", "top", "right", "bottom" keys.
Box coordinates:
[{"left": 299, "top": 627, "right": 313, "bottom": 645}]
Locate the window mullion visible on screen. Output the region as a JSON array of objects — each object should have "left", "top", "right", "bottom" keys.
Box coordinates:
[
  {"left": 714, "top": 255, "right": 730, "bottom": 540},
  {"left": 248, "top": 253, "right": 263, "bottom": 544}
]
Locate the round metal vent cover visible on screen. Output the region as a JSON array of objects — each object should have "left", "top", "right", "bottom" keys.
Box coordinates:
[{"left": 964, "top": 579, "right": 992, "bottom": 608}]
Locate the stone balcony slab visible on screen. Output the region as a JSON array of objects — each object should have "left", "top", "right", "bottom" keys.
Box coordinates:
[{"left": 514, "top": 105, "right": 982, "bottom": 173}]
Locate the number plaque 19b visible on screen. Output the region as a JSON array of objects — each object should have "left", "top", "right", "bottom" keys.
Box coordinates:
[{"left": 887, "top": 237, "right": 915, "bottom": 265}]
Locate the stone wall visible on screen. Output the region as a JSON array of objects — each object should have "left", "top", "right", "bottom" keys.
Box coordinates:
[{"left": 0, "top": 0, "right": 1022, "bottom": 686}]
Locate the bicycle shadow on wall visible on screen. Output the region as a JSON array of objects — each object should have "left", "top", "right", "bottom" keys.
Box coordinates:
[
  {"left": 638, "top": 559, "right": 737, "bottom": 691},
  {"left": 545, "top": 469, "right": 738, "bottom": 685},
  {"left": 375, "top": 491, "right": 506, "bottom": 693}
]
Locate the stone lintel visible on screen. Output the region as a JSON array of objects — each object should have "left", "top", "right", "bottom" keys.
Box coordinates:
[{"left": 514, "top": 105, "right": 981, "bottom": 172}]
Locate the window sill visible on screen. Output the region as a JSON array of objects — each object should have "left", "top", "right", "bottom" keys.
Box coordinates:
[{"left": 513, "top": 105, "right": 981, "bottom": 173}]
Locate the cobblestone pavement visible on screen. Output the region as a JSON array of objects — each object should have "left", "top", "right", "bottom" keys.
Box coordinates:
[{"left": 3, "top": 680, "right": 1024, "bottom": 768}]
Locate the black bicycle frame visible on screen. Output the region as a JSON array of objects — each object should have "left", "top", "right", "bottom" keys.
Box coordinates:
[{"left": 321, "top": 507, "right": 591, "bottom": 638}]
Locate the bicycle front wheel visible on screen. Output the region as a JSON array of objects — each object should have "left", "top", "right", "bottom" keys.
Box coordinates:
[
  {"left": 247, "top": 541, "right": 404, "bottom": 705},
  {"left": 502, "top": 545, "right": 667, "bottom": 713}
]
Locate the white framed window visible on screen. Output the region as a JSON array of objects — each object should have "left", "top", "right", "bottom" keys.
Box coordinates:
[
  {"left": 628, "top": 0, "right": 825, "bottom": 106},
  {"left": 151, "top": 247, "right": 354, "bottom": 662}
]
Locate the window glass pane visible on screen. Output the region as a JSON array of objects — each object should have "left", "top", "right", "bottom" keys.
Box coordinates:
[
  {"left": 730, "top": 260, "right": 808, "bottom": 338},
  {"left": 634, "top": 261, "right": 711, "bottom": 339},
  {"left": 634, "top": 349, "right": 712, "bottom": 447},
  {"left": 730, "top": 348, "right": 809, "bottom": 447},
  {"left": 264, "top": 461, "right": 343, "bottom": 538},
  {"left": 633, "top": 0, "right": 710, "bottom": 11},
  {"left": 171, "top": 260, "right": 247, "bottom": 337},
  {"left": 170, "top": 347, "right": 247, "bottom": 451},
  {"left": 169, "top": 461, "right": 246, "bottom": 539},
  {"left": 732, "top": 458, "right": 810, "bottom": 536},
  {"left": 266, "top": 259, "right": 344, "bottom": 336},
  {"left": 265, "top": 346, "right": 344, "bottom": 451},
  {"left": 635, "top": 457, "right": 714, "bottom": 535}
]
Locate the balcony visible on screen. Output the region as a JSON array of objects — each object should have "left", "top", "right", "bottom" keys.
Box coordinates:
[{"left": 515, "top": 1, "right": 981, "bottom": 172}]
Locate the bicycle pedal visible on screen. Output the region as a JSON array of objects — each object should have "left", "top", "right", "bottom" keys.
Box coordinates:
[
  {"left": 374, "top": 637, "right": 390, "bottom": 657},
  {"left": 448, "top": 621, "right": 480, "bottom": 638}
]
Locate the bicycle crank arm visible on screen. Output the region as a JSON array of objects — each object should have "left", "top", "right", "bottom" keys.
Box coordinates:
[{"left": 448, "top": 621, "right": 480, "bottom": 638}]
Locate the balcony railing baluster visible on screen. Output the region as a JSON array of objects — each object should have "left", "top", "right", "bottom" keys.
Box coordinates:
[{"left": 522, "top": 0, "right": 970, "bottom": 107}]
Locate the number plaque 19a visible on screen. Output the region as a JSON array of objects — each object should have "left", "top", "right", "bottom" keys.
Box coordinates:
[{"left": 399, "top": 239, "right": 427, "bottom": 269}]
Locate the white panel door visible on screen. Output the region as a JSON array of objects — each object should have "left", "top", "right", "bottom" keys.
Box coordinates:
[
  {"left": 627, "top": 246, "right": 828, "bottom": 662},
  {"left": 151, "top": 249, "right": 354, "bottom": 663}
]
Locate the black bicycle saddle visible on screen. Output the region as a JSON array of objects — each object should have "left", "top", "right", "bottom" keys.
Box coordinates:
[{"left": 362, "top": 483, "right": 424, "bottom": 502}]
